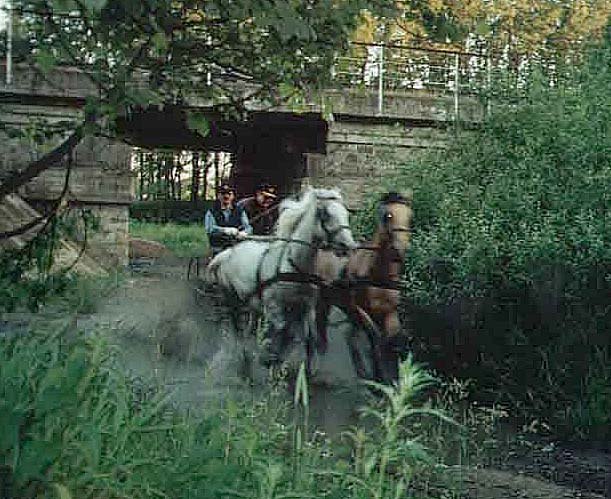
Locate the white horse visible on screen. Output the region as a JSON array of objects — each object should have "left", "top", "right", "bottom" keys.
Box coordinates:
[{"left": 205, "top": 188, "right": 356, "bottom": 372}]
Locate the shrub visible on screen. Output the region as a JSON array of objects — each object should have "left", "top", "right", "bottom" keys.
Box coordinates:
[{"left": 358, "top": 37, "right": 611, "bottom": 438}]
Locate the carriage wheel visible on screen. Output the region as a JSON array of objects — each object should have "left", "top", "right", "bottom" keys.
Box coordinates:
[{"left": 343, "top": 306, "right": 386, "bottom": 382}]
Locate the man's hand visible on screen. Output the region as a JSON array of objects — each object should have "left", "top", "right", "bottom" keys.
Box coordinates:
[
  {"left": 224, "top": 227, "right": 239, "bottom": 237},
  {"left": 237, "top": 231, "right": 248, "bottom": 240}
]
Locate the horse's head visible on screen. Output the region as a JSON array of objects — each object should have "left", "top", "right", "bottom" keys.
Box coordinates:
[
  {"left": 313, "top": 189, "right": 356, "bottom": 254},
  {"left": 378, "top": 191, "right": 413, "bottom": 258}
]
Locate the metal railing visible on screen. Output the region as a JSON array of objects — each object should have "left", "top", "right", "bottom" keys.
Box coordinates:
[
  {"left": 331, "top": 43, "right": 489, "bottom": 117},
  {"left": 330, "top": 42, "right": 583, "bottom": 117}
]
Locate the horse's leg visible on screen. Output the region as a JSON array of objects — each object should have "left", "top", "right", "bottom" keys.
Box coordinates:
[
  {"left": 378, "top": 312, "right": 401, "bottom": 381},
  {"left": 239, "top": 307, "right": 262, "bottom": 383},
  {"left": 343, "top": 318, "right": 368, "bottom": 379},
  {"left": 315, "top": 297, "right": 330, "bottom": 354},
  {"left": 228, "top": 302, "right": 250, "bottom": 380},
  {"left": 260, "top": 296, "right": 290, "bottom": 367},
  {"left": 304, "top": 306, "right": 316, "bottom": 377},
  {"left": 338, "top": 304, "right": 379, "bottom": 380}
]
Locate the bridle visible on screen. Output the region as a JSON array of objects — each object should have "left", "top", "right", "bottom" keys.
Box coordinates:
[
  {"left": 315, "top": 196, "right": 352, "bottom": 250},
  {"left": 379, "top": 200, "right": 412, "bottom": 261},
  {"left": 254, "top": 193, "right": 353, "bottom": 293}
]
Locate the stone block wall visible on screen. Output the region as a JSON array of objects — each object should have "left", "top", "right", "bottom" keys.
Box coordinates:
[
  {"left": 21, "top": 137, "right": 134, "bottom": 267},
  {"left": 307, "top": 120, "right": 450, "bottom": 207},
  {"left": 84, "top": 205, "right": 130, "bottom": 267},
  {"left": 1, "top": 99, "right": 134, "bottom": 267}
]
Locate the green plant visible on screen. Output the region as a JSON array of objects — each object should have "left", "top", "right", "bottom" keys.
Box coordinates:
[
  {"left": 310, "top": 355, "right": 459, "bottom": 498},
  {"left": 1, "top": 323, "right": 461, "bottom": 499},
  {"left": 0, "top": 208, "right": 100, "bottom": 313}
]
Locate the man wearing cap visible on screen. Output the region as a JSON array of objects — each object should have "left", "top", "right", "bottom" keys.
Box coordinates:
[
  {"left": 238, "top": 183, "right": 279, "bottom": 236},
  {"left": 205, "top": 184, "right": 252, "bottom": 255}
]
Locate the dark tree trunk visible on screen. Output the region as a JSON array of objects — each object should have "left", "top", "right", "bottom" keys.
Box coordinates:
[
  {"left": 165, "top": 153, "right": 172, "bottom": 200},
  {"left": 191, "top": 152, "right": 200, "bottom": 202},
  {"left": 156, "top": 154, "right": 163, "bottom": 200},
  {"left": 147, "top": 153, "right": 154, "bottom": 200},
  {"left": 202, "top": 152, "right": 210, "bottom": 200},
  {"left": 214, "top": 152, "right": 220, "bottom": 193}
]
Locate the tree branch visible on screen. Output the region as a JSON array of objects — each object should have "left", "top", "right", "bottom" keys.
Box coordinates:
[
  {"left": 0, "top": 124, "right": 84, "bottom": 201},
  {"left": 0, "top": 150, "right": 74, "bottom": 240}
]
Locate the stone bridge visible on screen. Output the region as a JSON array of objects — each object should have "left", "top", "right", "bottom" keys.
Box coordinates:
[{"left": 0, "top": 45, "right": 486, "bottom": 265}]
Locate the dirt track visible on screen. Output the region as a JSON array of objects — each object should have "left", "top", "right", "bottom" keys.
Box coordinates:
[{"left": 77, "top": 256, "right": 369, "bottom": 433}]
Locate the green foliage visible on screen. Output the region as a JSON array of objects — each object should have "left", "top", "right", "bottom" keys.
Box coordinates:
[
  {"left": 129, "top": 220, "right": 209, "bottom": 257},
  {"left": 397, "top": 43, "right": 611, "bottom": 303},
  {"left": 9, "top": 0, "right": 395, "bottom": 129},
  {"left": 337, "top": 355, "right": 459, "bottom": 498},
  {"left": 356, "top": 39, "right": 611, "bottom": 438},
  {"left": 186, "top": 111, "right": 210, "bottom": 138},
  {"left": 0, "top": 327, "right": 454, "bottom": 498},
  {"left": 0, "top": 209, "right": 100, "bottom": 313},
  {"left": 130, "top": 199, "right": 215, "bottom": 222}
]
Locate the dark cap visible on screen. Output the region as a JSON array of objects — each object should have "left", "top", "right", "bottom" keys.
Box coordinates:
[
  {"left": 256, "top": 183, "right": 277, "bottom": 198},
  {"left": 218, "top": 183, "right": 236, "bottom": 195}
]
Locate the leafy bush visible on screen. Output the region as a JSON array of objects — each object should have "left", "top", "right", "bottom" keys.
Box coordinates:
[
  {"left": 358, "top": 36, "right": 611, "bottom": 438},
  {"left": 129, "top": 199, "right": 214, "bottom": 224},
  {"left": 0, "top": 209, "right": 100, "bottom": 313}
]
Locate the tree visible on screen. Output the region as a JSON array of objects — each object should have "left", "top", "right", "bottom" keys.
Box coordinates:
[
  {"left": 353, "top": 0, "right": 611, "bottom": 54},
  {"left": 0, "top": 0, "right": 395, "bottom": 203}
]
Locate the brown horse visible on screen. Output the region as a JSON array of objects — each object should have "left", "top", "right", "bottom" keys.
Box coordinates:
[{"left": 314, "top": 191, "right": 413, "bottom": 380}]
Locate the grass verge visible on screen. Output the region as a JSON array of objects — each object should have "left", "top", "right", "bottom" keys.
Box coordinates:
[{"left": 129, "top": 220, "right": 209, "bottom": 258}]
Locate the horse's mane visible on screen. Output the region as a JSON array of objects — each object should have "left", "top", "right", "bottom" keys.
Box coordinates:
[{"left": 275, "top": 188, "right": 343, "bottom": 238}]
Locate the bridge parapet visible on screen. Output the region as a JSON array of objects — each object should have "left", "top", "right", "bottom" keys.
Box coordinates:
[
  {"left": 1, "top": 54, "right": 484, "bottom": 125},
  {"left": 0, "top": 63, "right": 97, "bottom": 101}
]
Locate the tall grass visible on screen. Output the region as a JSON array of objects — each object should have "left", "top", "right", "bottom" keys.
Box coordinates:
[
  {"left": 0, "top": 326, "right": 458, "bottom": 498},
  {"left": 129, "top": 220, "right": 209, "bottom": 258}
]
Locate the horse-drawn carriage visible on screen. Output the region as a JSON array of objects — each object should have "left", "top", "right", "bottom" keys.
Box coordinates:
[{"left": 196, "top": 187, "right": 413, "bottom": 382}]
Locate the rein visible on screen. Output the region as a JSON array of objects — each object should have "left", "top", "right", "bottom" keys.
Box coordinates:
[{"left": 241, "top": 234, "right": 350, "bottom": 252}]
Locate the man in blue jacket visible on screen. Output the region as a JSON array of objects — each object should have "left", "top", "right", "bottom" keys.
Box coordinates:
[{"left": 204, "top": 184, "right": 252, "bottom": 255}]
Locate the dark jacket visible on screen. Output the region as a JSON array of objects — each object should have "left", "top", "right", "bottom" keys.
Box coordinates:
[
  {"left": 205, "top": 200, "right": 247, "bottom": 249},
  {"left": 239, "top": 197, "right": 279, "bottom": 235},
  {"left": 210, "top": 200, "right": 244, "bottom": 228}
]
